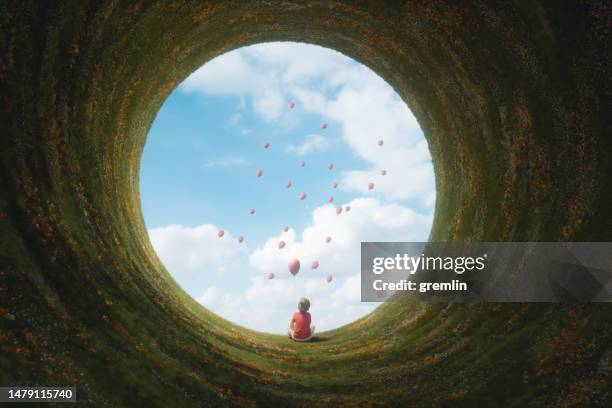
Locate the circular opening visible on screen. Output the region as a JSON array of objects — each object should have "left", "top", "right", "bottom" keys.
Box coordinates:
[
  {"left": 4, "top": 2, "right": 609, "bottom": 405},
  {"left": 140, "top": 42, "right": 435, "bottom": 333}
]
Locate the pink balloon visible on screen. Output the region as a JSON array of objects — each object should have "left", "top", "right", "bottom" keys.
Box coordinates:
[
  {"left": 311, "top": 260, "right": 319, "bottom": 270},
  {"left": 263, "top": 142, "right": 270, "bottom": 149},
  {"left": 268, "top": 272, "right": 275, "bottom": 280},
  {"left": 249, "top": 208, "right": 255, "bottom": 215},
  {"left": 256, "top": 169, "right": 263, "bottom": 177},
  {"left": 217, "top": 229, "right": 225, "bottom": 238},
  {"left": 336, "top": 206, "right": 343, "bottom": 215},
  {"left": 378, "top": 139, "right": 384, "bottom": 146},
  {"left": 345, "top": 205, "right": 351, "bottom": 212},
  {"left": 368, "top": 182, "right": 375, "bottom": 190},
  {"left": 328, "top": 196, "right": 334, "bottom": 203},
  {"left": 299, "top": 192, "right": 307, "bottom": 200},
  {"left": 325, "top": 236, "right": 332, "bottom": 243},
  {"left": 288, "top": 258, "right": 300, "bottom": 276},
  {"left": 381, "top": 169, "right": 387, "bottom": 176},
  {"left": 332, "top": 181, "right": 338, "bottom": 189},
  {"left": 327, "top": 162, "right": 334, "bottom": 170},
  {"left": 278, "top": 240, "right": 286, "bottom": 249},
  {"left": 237, "top": 235, "right": 244, "bottom": 243},
  {"left": 286, "top": 180, "right": 292, "bottom": 188},
  {"left": 321, "top": 122, "right": 328, "bottom": 129},
  {"left": 283, "top": 225, "right": 289, "bottom": 232},
  {"left": 300, "top": 160, "right": 305, "bottom": 167},
  {"left": 326, "top": 275, "right": 333, "bottom": 283},
  {"left": 289, "top": 101, "right": 295, "bottom": 109}
]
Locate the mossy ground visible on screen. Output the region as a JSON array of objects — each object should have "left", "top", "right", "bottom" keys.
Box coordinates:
[{"left": 1, "top": 1, "right": 611, "bottom": 406}]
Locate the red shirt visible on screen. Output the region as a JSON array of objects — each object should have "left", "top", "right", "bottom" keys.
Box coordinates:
[{"left": 292, "top": 311, "right": 311, "bottom": 339}]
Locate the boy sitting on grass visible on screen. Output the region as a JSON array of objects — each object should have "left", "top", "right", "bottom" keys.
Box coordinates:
[{"left": 288, "top": 298, "right": 315, "bottom": 342}]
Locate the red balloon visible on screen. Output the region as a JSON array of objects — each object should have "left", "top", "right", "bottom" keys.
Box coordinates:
[
  {"left": 256, "top": 169, "right": 263, "bottom": 177},
  {"left": 327, "top": 162, "right": 334, "bottom": 170},
  {"left": 368, "top": 182, "right": 375, "bottom": 190},
  {"left": 299, "top": 192, "right": 307, "bottom": 200},
  {"left": 378, "top": 139, "right": 384, "bottom": 146},
  {"left": 300, "top": 160, "right": 305, "bottom": 167},
  {"left": 283, "top": 225, "right": 289, "bottom": 232},
  {"left": 311, "top": 260, "right": 319, "bottom": 270},
  {"left": 326, "top": 275, "right": 333, "bottom": 283},
  {"left": 249, "top": 208, "right": 255, "bottom": 215},
  {"left": 278, "top": 240, "right": 286, "bottom": 249},
  {"left": 328, "top": 196, "right": 334, "bottom": 203},
  {"left": 321, "top": 122, "right": 328, "bottom": 129},
  {"left": 286, "top": 180, "right": 292, "bottom": 188},
  {"left": 381, "top": 169, "right": 387, "bottom": 176},
  {"left": 332, "top": 181, "right": 338, "bottom": 189},
  {"left": 237, "top": 235, "right": 244, "bottom": 243},
  {"left": 288, "top": 258, "right": 300, "bottom": 276},
  {"left": 217, "top": 229, "right": 225, "bottom": 238},
  {"left": 263, "top": 142, "right": 270, "bottom": 149},
  {"left": 336, "top": 206, "right": 343, "bottom": 215},
  {"left": 325, "top": 236, "right": 332, "bottom": 243},
  {"left": 268, "top": 272, "right": 275, "bottom": 279},
  {"left": 345, "top": 205, "right": 351, "bottom": 212},
  {"left": 289, "top": 101, "right": 295, "bottom": 109}
]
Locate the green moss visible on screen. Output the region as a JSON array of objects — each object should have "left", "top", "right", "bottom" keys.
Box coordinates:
[{"left": 1, "top": 1, "right": 611, "bottom": 406}]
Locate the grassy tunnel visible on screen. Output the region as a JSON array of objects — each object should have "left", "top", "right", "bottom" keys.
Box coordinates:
[{"left": 1, "top": 1, "right": 611, "bottom": 406}]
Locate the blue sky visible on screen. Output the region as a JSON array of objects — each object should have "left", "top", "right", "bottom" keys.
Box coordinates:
[{"left": 140, "top": 42, "right": 435, "bottom": 333}]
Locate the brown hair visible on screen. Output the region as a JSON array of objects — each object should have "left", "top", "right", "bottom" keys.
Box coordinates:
[{"left": 298, "top": 297, "right": 310, "bottom": 312}]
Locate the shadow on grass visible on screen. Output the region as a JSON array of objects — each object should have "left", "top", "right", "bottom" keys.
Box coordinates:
[{"left": 288, "top": 336, "right": 329, "bottom": 343}]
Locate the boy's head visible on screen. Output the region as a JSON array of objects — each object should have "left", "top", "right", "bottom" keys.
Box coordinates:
[{"left": 297, "top": 297, "right": 310, "bottom": 312}]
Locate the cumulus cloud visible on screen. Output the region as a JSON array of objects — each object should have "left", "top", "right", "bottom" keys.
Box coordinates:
[
  {"left": 197, "top": 197, "right": 431, "bottom": 333},
  {"left": 181, "top": 44, "right": 291, "bottom": 121},
  {"left": 148, "top": 224, "right": 248, "bottom": 283},
  {"left": 181, "top": 42, "right": 435, "bottom": 207},
  {"left": 182, "top": 51, "right": 258, "bottom": 97},
  {"left": 285, "top": 134, "right": 330, "bottom": 155},
  {"left": 248, "top": 197, "right": 432, "bottom": 278},
  {"left": 149, "top": 198, "right": 431, "bottom": 333},
  {"left": 153, "top": 43, "right": 437, "bottom": 333},
  {"left": 198, "top": 273, "right": 376, "bottom": 330}
]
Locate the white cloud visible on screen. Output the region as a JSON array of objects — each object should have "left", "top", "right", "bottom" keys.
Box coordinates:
[
  {"left": 150, "top": 198, "right": 432, "bottom": 333},
  {"left": 333, "top": 273, "right": 362, "bottom": 303},
  {"left": 201, "top": 197, "right": 430, "bottom": 333},
  {"left": 182, "top": 51, "right": 256, "bottom": 96},
  {"left": 248, "top": 197, "right": 432, "bottom": 277},
  {"left": 197, "top": 286, "right": 220, "bottom": 304},
  {"left": 154, "top": 42, "right": 437, "bottom": 334},
  {"left": 181, "top": 45, "right": 286, "bottom": 121},
  {"left": 224, "top": 113, "right": 252, "bottom": 137},
  {"left": 285, "top": 134, "right": 330, "bottom": 155},
  {"left": 148, "top": 224, "right": 248, "bottom": 283},
  {"left": 181, "top": 42, "right": 435, "bottom": 207}
]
